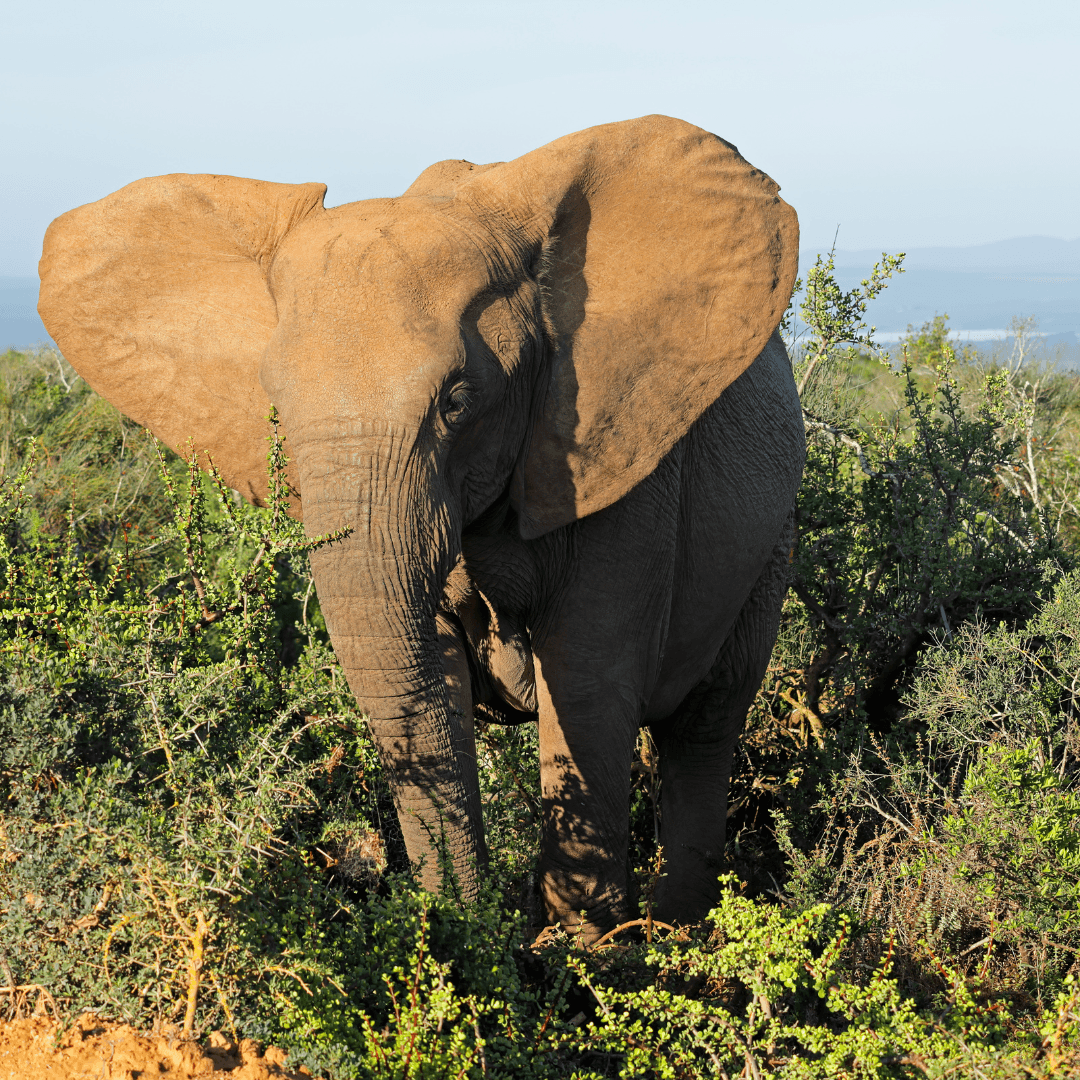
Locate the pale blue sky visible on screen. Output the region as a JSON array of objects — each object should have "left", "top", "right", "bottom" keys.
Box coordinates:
[{"left": 4, "top": 0, "right": 1078, "bottom": 276}]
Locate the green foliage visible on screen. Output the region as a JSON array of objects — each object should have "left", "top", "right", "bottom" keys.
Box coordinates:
[
  {"left": 732, "top": 273, "right": 1071, "bottom": 860},
  {"left": 475, "top": 720, "right": 542, "bottom": 884},
  {"left": 773, "top": 573, "right": 1080, "bottom": 1033},
  {"left": 789, "top": 246, "right": 905, "bottom": 415},
  {"left": 0, "top": 415, "right": 387, "bottom": 1052},
  {"left": 730, "top": 263, "right": 1080, "bottom": 1043},
  {"left": 944, "top": 740, "right": 1080, "bottom": 905},
  {"left": 797, "top": 344, "right": 1060, "bottom": 726},
  {"left": 0, "top": 345, "right": 185, "bottom": 578},
  {"left": 725, "top": 319, "right": 1062, "bottom": 885},
  {"left": 828, "top": 570, "right": 1080, "bottom": 994},
  {"left": 4, "top": 275, "right": 1080, "bottom": 1079},
  {"left": 571, "top": 880, "right": 1018, "bottom": 1079}
]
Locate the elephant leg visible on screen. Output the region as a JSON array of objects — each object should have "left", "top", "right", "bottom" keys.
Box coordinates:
[
  {"left": 651, "top": 520, "right": 793, "bottom": 925},
  {"left": 532, "top": 650, "right": 641, "bottom": 940}
]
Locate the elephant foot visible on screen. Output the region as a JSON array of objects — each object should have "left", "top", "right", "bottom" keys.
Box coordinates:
[{"left": 538, "top": 861, "right": 633, "bottom": 946}]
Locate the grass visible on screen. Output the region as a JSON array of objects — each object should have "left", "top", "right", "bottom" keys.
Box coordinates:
[{"left": 3, "top": 288, "right": 1080, "bottom": 1075}]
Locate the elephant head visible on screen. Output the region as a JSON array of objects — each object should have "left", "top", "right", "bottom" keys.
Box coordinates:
[{"left": 38, "top": 115, "right": 797, "bottom": 902}]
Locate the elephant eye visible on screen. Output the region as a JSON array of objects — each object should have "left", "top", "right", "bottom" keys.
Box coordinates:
[{"left": 441, "top": 382, "right": 472, "bottom": 426}]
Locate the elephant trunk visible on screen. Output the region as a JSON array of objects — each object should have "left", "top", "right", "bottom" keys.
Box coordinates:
[{"left": 293, "top": 423, "right": 486, "bottom": 897}]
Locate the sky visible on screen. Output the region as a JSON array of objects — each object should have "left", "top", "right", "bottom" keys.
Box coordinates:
[{"left": 4, "top": 0, "right": 1078, "bottom": 278}]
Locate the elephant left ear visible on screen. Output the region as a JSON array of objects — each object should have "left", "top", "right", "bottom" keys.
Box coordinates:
[
  {"left": 38, "top": 174, "right": 327, "bottom": 504},
  {"left": 453, "top": 115, "right": 799, "bottom": 539}
]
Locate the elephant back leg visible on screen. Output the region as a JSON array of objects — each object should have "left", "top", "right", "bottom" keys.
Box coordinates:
[{"left": 650, "top": 514, "right": 793, "bottom": 925}]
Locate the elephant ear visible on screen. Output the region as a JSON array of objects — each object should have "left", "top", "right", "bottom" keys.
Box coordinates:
[
  {"left": 455, "top": 114, "right": 799, "bottom": 539},
  {"left": 38, "top": 174, "right": 327, "bottom": 504}
]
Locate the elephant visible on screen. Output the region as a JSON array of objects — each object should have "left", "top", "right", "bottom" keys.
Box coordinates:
[{"left": 37, "top": 114, "right": 803, "bottom": 941}]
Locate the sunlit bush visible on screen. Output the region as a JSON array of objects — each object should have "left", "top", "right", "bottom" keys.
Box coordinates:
[{"left": 4, "top": 259, "right": 1080, "bottom": 1074}]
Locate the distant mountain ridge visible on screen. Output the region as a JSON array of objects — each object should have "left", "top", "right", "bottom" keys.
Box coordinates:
[
  {"left": 0, "top": 276, "right": 49, "bottom": 350},
  {"left": 791, "top": 237, "right": 1080, "bottom": 344},
  {"left": 819, "top": 236, "right": 1080, "bottom": 275}
]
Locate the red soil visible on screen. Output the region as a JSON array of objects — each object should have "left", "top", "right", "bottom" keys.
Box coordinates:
[{"left": 0, "top": 1014, "right": 311, "bottom": 1080}]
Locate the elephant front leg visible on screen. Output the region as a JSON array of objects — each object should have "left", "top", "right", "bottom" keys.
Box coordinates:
[{"left": 534, "top": 654, "right": 639, "bottom": 942}]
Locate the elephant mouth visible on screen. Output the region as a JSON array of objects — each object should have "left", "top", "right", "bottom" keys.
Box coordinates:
[
  {"left": 473, "top": 699, "right": 538, "bottom": 726},
  {"left": 439, "top": 556, "right": 539, "bottom": 721}
]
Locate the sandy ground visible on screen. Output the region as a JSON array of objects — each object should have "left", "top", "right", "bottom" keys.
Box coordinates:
[{"left": 0, "top": 1015, "right": 312, "bottom": 1079}]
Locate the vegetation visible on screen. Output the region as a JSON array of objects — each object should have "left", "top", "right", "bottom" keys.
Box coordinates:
[{"left": 3, "top": 258, "right": 1080, "bottom": 1075}]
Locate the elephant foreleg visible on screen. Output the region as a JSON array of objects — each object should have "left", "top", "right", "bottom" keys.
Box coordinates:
[{"left": 533, "top": 651, "right": 640, "bottom": 941}]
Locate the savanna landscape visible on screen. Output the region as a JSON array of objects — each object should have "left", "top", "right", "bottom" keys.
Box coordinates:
[{"left": 4, "top": 255, "right": 1080, "bottom": 1078}]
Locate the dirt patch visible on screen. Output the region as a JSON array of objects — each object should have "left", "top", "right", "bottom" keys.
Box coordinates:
[{"left": 0, "top": 1014, "right": 311, "bottom": 1079}]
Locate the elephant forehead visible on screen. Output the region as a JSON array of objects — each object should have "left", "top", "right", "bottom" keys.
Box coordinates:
[
  {"left": 262, "top": 201, "right": 509, "bottom": 420},
  {"left": 262, "top": 308, "right": 465, "bottom": 421},
  {"left": 272, "top": 198, "right": 495, "bottom": 319}
]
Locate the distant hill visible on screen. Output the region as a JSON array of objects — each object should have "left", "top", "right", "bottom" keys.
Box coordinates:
[
  {"left": 827, "top": 236, "right": 1080, "bottom": 275},
  {"left": 0, "top": 277, "right": 50, "bottom": 350},
  {"left": 798, "top": 237, "right": 1080, "bottom": 346}
]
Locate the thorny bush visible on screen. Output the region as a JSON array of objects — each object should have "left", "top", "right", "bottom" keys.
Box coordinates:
[{"left": 4, "top": 256, "right": 1080, "bottom": 1074}]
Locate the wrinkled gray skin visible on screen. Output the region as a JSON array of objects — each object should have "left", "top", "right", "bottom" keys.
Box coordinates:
[
  {"left": 453, "top": 338, "right": 804, "bottom": 932},
  {"left": 37, "top": 118, "right": 805, "bottom": 943},
  {"left": 268, "top": 230, "right": 805, "bottom": 937}
]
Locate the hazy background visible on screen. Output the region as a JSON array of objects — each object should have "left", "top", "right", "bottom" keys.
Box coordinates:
[{"left": 3, "top": 0, "right": 1078, "bottom": 348}]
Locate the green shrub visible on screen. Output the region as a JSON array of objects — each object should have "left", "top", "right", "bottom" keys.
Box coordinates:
[
  {"left": 570, "top": 879, "right": 1014, "bottom": 1079},
  {"left": 0, "top": 346, "right": 186, "bottom": 580},
  {"left": 0, "top": 427, "right": 382, "bottom": 1043},
  {"left": 730, "top": 263, "right": 1072, "bottom": 866},
  {"left": 728, "top": 261, "right": 1080, "bottom": 1042},
  {"left": 790, "top": 569, "right": 1080, "bottom": 1009},
  {"left": 4, "top": 263, "right": 1080, "bottom": 1076}
]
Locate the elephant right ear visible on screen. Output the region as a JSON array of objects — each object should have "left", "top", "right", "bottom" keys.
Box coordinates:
[
  {"left": 38, "top": 174, "right": 327, "bottom": 504},
  {"left": 453, "top": 116, "right": 798, "bottom": 540}
]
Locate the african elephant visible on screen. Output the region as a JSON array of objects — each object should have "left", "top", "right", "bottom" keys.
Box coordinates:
[{"left": 38, "top": 115, "right": 803, "bottom": 941}]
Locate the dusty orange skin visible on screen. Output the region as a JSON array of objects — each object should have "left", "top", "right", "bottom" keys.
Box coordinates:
[{"left": 38, "top": 115, "right": 803, "bottom": 941}]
